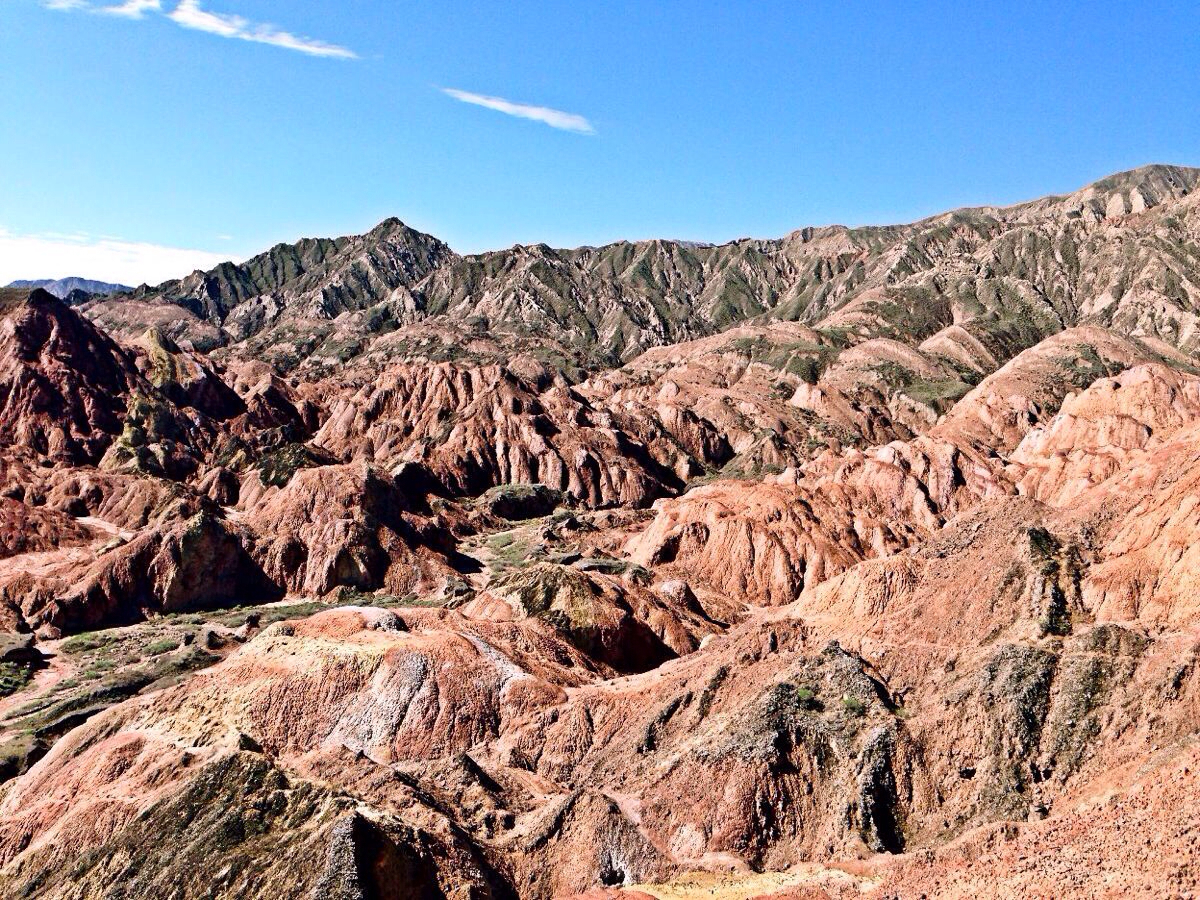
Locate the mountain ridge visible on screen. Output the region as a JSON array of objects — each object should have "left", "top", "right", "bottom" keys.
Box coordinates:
[
  {"left": 122, "top": 163, "right": 1200, "bottom": 280},
  {"left": 83, "top": 162, "right": 1200, "bottom": 373},
  {"left": 6, "top": 276, "right": 132, "bottom": 300}
]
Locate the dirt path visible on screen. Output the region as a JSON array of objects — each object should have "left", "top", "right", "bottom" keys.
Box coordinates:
[
  {"left": 627, "top": 866, "right": 879, "bottom": 900},
  {"left": 75, "top": 516, "right": 136, "bottom": 541}
]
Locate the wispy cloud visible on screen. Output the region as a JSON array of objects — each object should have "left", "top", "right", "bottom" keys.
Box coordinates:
[
  {"left": 0, "top": 229, "right": 233, "bottom": 287},
  {"left": 168, "top": 0, "right": 357, "bottom": 58},
  {"left": 98, "top": 0, "right": 160, "bottom": 18},
  {"left": 41, "top": 0, "right": 357, "bottom": 59},
  {"left": 441, "top": 88, "right": 594, "bottom": 134}
]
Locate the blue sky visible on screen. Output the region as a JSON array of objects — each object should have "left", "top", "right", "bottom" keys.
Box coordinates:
[{"left": 1, "top": 0, "right": 1198, "bottom": 285}]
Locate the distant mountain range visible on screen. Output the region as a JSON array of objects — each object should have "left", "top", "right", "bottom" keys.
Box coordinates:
[
  {"left": 6, "top": 277, "right": 131, "bottom": 300},
  {"left": 82, "top": 163, "right": 1200, "bottom": 374}
]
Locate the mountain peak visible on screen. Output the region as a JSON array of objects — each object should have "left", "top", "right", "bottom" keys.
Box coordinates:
[
  {"left": 365, "top": 216, "right": 452, "bottom": 250},
  {"left": 1080, "top": 163, "right": 1199, "bottom": 202},
  {"left": 370, "top": 215, "right": 408, "bottom": 231}
]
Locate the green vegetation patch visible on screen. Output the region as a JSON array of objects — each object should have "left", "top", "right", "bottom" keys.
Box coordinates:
[
  {"left": 840, "top": 695, "right": 867, "bottom": 717},
  {"left": 255, "top": 443, "right": 333, "bottom": 488},
  {"left": 870, "top": 360, "right": 973, "bottom": 410},
  {"left": 1059, "top": 344, "right": 1126, "bottom": 390},
  {"left": 0, "top": 663, "right": 32, "bottom": 698},
  {"left": 697, "top": 665, "right": 729, "bottom": 719},
  {"left": 485, "top": 529, "right": 544, "bottom": 573},
  {"left": 728, "top": 336, "right": 839, "bottom": 385}
]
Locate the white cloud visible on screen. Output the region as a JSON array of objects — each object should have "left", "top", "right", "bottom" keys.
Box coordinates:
[
  {"left": 99, "top": 0, "right": 161, "bottom": 18},
  {"left": 168, "top": 0, "right": 358, "bottom": 58},
  {"left": 166, "top": 0, "right": 241, "bottom": 36},
  {"left": 441, "top": 88, "right": 595, "bottom": 134},
  {"left": 42, "top": 0, "right": 357, "bottom": 59},
  {"left": 0, "top": 229, "right": 233, "bottom": 288}
]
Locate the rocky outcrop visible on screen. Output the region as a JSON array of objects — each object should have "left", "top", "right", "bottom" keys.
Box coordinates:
[
  {"left": 239, "top": 463, "right": 459, "bottom": 597},
  {"left": 465, "top": 563, "right": 721, "bottom": 672},
  {"left": 1010, "top": 362, "right": 1200, "bottom": 504},
  {"left": 623, "top": 444, "right": 981, "bottom": 608},
  {"left": 1075, "top": 419, "right": 1200, "bottom": 628},
  {"left": 0, "top": 289, "right": 260, "bottom": 480},
  {"left": 627, "top": 481, "right": 877, "bottom": 606},
  {"left": 315, "top": 362, "right": 683, "bottom": 508},
  {"left": 931, "top": 326, "right": 1191, "bottom": 454},
  {"left": 0, "top": 497, "right": 93, "bottom": 558},
  {"left": 132, "top": 326, "right": 246, "bottom": 420},
  {"left": 0, "top": 747, "right": 505, "bottom": 900},
  {"left": 0, "top": 509, "right": 265, "bottom": 635},
  {"left": 0, "top": 289, "right": 145, "bottom": 464}
]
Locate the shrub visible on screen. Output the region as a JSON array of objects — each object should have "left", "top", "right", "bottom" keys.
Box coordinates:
[
  {"left": 144, "top": 638, "right": 180, "bottom": 656},
  {"left": 0, "top": 662, "right": 31, "bottom": 697},
  {"left": 841, "top": 695, "right": 867, "bottom": 717},
  {"left": 61, "top": 632, "right": 114, "bottom": 655}
]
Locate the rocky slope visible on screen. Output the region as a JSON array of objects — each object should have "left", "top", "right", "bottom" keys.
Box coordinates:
[{"left": 0, "top": 165, "right": 1199, "bottom": 897}]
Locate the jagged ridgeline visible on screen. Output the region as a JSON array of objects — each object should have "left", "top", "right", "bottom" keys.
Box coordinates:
[{"left": 83, "top": 163, "right": 1200, "bottom": 371}]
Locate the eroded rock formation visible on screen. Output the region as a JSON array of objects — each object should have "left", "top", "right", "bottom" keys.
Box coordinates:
[{"left": 2, "top": 165, "right": 1200, "bottom": 898}]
